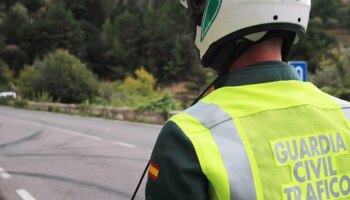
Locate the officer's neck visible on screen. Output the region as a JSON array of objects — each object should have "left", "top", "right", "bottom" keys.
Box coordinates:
[{"left": 229, "top": 38, "right": 283, "bottom": 72}]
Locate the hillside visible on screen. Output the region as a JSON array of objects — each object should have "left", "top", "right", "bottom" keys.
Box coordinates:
[
  {"left": 326, "top": 29, "right": 350, "bottom": 47},
  {"left": 1, "top": 0, "right": 350, "bottom": 102}
]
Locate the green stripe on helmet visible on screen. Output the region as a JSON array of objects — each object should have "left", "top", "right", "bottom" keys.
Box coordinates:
[{"left": 201, "top": 0, "right": 222, "bottom": 41}]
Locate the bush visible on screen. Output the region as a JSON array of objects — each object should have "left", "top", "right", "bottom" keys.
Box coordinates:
[
  {"left": 18, "top": 49, "right": 98, "bottom": 103},
  {"left": 0, "top": 60, "right": 13, "bottom": 91},
  {"left": 78, "top": 100, "right": 91, "bottom": 113},
  {"left": 309, "top": 66, "right": 343, "bottom": 88},
  {"left": 13, "top": 99, "right": 29, "bottom": 108},
  {"left": 137, "top": 94, "right": 181, "bottom": 114},
  {"left": 321, "top": 86, "right": 350, "bottom": 101},
  {"left": 0, "top": 97, "right": 12, "bottom": 105},
  {"left": 110, "top": 68, "right": 157, "bottom": 108},
  {"left": 122, "top": 67, "right": 156, "bottom": 96},
  {"left": 96, "top": 81, "right": 118, "bottom": 104},
  {"left": 101, "top": 67, "right": 184, "bottom": 112},
  {"left": 309, "top": 47, "right": 350, "bottom": 101},
  {"left": 33, "top": 91, "right": 54, "bottom": 103}
]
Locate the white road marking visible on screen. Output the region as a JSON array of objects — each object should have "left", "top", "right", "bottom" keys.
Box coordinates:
[
  {"left": 82, "top": 135, "right": 102, "bottom": 141},
  {"left": 113, "top": 141, "right": 137, "bottom": 148},
  {"left": 0, "top": 167, "right": 11, "bottom": 179},
  {"left": 63, "top": 130, "right": 83, "bottom": 136},
  {"left": 49, "top": 126, "right": 102, "bottom": 141},
  {"left": 0, "top": 115, "right": 103, "bottom": 142},
  {"left": 49, "top": 126, "right": 83, "bottom": 136},
  {"left": 17, "top": 189, "right": 36, "bottom": 200},
  {"left": 0, "top": 113, "right": 146, "bottom": 147}
]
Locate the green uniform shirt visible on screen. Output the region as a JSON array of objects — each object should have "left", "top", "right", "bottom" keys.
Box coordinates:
[{"left": 145, "top": 61, "right": 300, "bottom": 199}]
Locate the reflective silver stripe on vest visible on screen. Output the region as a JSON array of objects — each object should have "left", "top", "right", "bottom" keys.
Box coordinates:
[
  {"left": 186, "top": 102, "right": 256, "bottom": 200},
  {"left": 333, "top": 97, "right": 350, "bottom": 121}
]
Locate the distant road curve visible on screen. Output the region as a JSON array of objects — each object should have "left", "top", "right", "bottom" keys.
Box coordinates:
[{"left": 0, "top": 106, "right": 161, "bottom": 200}]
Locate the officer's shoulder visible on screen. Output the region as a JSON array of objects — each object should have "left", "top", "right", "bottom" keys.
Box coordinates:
[
  {"left": 167, "top": 109, "right": 206, "bottom": 132},
  {"left": 168, "top": 102, "right": 204, "bottom": 123},
  {"left": 168, "top": 102, "right": 223, "bottom": 133},
  {"left": 331, "top": 96, "right": 350, "bottom": 109}
]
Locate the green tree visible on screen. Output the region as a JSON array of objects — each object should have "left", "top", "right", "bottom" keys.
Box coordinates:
[
  {"left": 0, "top": 35, "right": 4, "bottom": 51},
  {"left": 309, "top": 47, "right": 350, "bottom": 100},
  {"left": 18, "top": 49, "right": 98, "bottom": 103},
  {"left": 98, "top": 0, "right": 199, "bottom": 83},
  {"left": 60, "top": 0, "right": 110, "bottom": 26},
  {"left": 290, "top": 18, "right": 338, "bottom": 73},
  {"left": 79, "top": 21, "right": 106, "bottom": 77},
  {"left": 0, "top": 60, "right": 12, "bottom": 90},
  {"left": 26, "top": 3, "right": 84, "bottom": 58},
  {"left": 0, "top": 3, "right": 31, "bottom": 75},
  {"left": 1, "top": 2, "right": 29, "bottom": 44},
  {"left": 0, "top": 0, "right": 202, "bottom": 85},
  {"left": 1, "top": 0, "right": 17, "bottom": 12},
  {"left": 140, "top": 0, "right": 197, "bottom": 83},
  {"left": 311, "top": 0, "right": 342, "bottom": 26},
  {"left": 101, "top": 10, "right": 142, "bottom": 79}
]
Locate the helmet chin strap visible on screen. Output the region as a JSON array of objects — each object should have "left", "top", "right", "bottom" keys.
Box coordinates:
[{"left": 209, "top": 38, "right": 251, "bottom": 75}]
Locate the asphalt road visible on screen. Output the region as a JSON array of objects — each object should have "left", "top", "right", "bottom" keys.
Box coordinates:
[{"left": 0, "top": 106, "right": 161, "bottom": 200}]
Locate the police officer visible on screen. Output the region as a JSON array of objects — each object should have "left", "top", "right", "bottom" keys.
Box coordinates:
[{"left": 146, "top": 0, "right": 350, "bottom": 199}]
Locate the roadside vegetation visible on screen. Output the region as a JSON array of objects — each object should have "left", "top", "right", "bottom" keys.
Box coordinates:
[
  {"left": 294, "top": 0, "right": 350, "bottom": 99},
  {"left": 1, "top": 0, "right": 350, "bottom": 116},
  {"left": 18, "top": 49, "right": 99, "bottom": 103},
  {"left": 0, "top": 49, "right": 180, "bottom": 116}
]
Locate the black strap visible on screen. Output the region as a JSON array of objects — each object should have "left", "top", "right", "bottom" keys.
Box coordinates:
[
  {"left": 131, "top": 161, "right": 150, "bottom": 200},
  {"left": 191, "top": 76, "right": 220, "bottom": 106}
]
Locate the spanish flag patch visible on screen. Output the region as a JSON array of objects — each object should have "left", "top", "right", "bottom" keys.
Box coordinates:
[{"left": 148, "top": 162, "right": 160, "bottom": 180}]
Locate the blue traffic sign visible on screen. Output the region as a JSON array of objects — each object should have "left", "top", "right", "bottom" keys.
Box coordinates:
[{"left": 288, "top": 61, "right": 308, "bottom": 82}]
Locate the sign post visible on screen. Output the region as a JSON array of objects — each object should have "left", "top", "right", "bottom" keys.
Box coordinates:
[{"left": 288, "top": 61, "right": 308, "bottom": 82}]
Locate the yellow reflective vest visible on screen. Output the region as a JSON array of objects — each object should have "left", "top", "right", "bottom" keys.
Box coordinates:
[{"left": 171, "top": 80, "right": 350, "bottom": 200}]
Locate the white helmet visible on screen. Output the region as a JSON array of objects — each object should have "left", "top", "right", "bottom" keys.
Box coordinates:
[{"left": 180, "top": 0, "right": 311, "bottom": 73}]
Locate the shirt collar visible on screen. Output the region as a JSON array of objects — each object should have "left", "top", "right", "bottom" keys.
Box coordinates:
[{"left": 213, "top": 61, "right": 300, "bottom": 90}]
